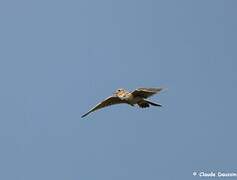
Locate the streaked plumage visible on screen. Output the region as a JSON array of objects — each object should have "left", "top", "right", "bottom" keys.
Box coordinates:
[{"left": 81, "top": 87, "right": 164, "bottom": 118}]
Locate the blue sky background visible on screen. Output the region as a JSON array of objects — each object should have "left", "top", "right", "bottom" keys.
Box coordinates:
[{"left": 0, "top": 0, "right": 237, "bottom": 179}]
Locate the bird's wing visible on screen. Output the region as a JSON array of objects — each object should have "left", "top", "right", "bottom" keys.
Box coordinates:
[
  {"left": 81, "top": 96, "right": 125, "bottom": 118},
  {"left": 131, "top": 87, "right": 163, "bottom": 98}
]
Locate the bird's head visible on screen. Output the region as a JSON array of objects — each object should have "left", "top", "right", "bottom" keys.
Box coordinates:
[{"left": 113, "top": 88, "right": 126, "bottom": 96}]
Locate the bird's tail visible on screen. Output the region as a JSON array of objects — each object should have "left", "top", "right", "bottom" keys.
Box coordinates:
[{"left": 143, "top": 100, "right": 162, "bottom": 107}]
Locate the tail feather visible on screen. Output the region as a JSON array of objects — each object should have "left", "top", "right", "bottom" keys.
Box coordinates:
[{"left": 144, "top": 100, "right": 162, "bottom": 107}]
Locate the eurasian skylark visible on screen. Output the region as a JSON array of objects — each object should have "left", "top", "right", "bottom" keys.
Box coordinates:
[{"left": 81, "top": 87, "right": 164, "bottom": 118}]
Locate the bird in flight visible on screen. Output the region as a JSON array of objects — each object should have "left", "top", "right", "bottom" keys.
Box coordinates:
[{"left": 81, "top": 87, "right": 164, "bottom": 118}]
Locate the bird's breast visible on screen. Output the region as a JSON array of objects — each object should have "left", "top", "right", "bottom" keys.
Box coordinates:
[{"left": 117, "top": 92, "right": 143, "bottom": 104}]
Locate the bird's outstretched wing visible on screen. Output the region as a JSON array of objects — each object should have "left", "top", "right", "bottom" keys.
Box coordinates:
[
  {"left": 131, "top": 88, "right": 163, "bottom": 98},
  {"left": 81, "top": 96, "right": 125, "bottom": 118}
]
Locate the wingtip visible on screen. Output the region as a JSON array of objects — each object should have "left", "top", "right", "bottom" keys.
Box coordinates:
[
  {"left": 160, "top": 87, "right": 168, "bottom": 93},
  {"left": 81, "top": 114, "right": 87, "bottom": 118},
  {"left": 81, "top": 111, "right": 91, "bottom": 118}
]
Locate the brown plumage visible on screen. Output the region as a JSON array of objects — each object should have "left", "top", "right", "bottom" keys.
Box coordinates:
[{"left": 81, "top": 87, "right": 164, "bottom": 118}]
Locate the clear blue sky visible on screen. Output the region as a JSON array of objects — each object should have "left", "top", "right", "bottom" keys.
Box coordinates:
[{"left": 0, "top": 0, "right": 237, "bottom": 179}]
